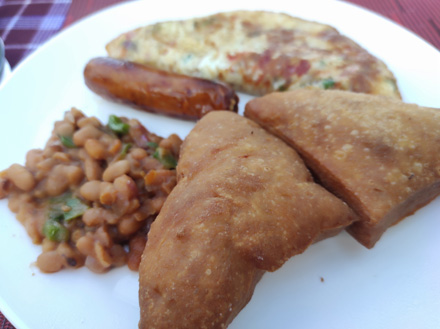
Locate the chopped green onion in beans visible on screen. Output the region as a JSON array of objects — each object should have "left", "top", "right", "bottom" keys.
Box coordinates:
[
  {"left": 108, "top": 115, "right": 129, "bottom": 135},
  {"left": 153, "top": 147, "right": 177, "bottom": 169},
  {"left": 322, "top": 78, "right": 335, "bottom": 89},
  {"left": 118, "top": 143, "right": 132, "bottom": 160},
  {"left": 59, "top": 135, "right": 76, "bottom": 148},
  {"left": 43, "top": 219, "right": 70, "bottom": 242},
  {"left": 49, "top": 212, "right": 64, "bottom": 222},
  {"left": 49, "top": 193, "right": 89, "bottom": 222},
  {"left": 146, "top": 141, "right": 159, "bottom": 150},
  {"left": 63, "top": 197, "right": 89, "bottom": 221}
]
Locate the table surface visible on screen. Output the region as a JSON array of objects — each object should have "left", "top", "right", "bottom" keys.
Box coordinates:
[{"left": 0, "top": 0, "right": 439, "bottom": 328}]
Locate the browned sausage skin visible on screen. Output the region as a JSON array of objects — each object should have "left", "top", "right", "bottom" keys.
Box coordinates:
[{"left": 84, "top": 57, "right": 239, "bottom": 120}]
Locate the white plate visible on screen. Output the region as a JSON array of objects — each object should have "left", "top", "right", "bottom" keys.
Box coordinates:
[{"left": 1, "top": 1, "right": 440, "bottom": 328}]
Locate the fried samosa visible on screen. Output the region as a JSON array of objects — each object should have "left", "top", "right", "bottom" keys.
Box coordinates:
[
  {"left": 245, "top": 89, "right": 440, "bottom": 248},
  {"left": 138, "top": 111, "right": 355, "bottom": 329}
]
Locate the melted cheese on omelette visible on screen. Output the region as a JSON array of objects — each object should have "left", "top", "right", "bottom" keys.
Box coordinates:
[{"left": 106, "top": 11, "right": 400, "bottom": 98}]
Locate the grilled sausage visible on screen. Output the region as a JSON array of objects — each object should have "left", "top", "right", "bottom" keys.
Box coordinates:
[{"left": 84, "top": 57, "right": 239, "bottom": 120}]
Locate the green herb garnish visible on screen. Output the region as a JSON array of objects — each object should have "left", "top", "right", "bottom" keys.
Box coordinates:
[
  {"left": 43, "top": 219, "right": 70, "bottom": 242},
  {"left": 63, "top": 197, "right": 90, "bottom": 221},
  {"left": 48, "top": 193, "right": 89, "bottom": 222},
  {"left": 43, "top": 194, "right": 89, "bottom": 241},
  {"left": 118, "top": 143, "right": 132, "bottom": 160},
  {"left": 146, "top": 141, "right": 159, "bottom": 150},
  {"left": 153, "top": 147, "right": 177, "bottom": 169},
  {"left": 59, "top": 135, "right": 76, "bottom": 148},
  {"left": 108, "top": 115, "right": 129, "bottom": 135},
  {"left": 322, "top": 78, "right": 335, "bottom": 89}
]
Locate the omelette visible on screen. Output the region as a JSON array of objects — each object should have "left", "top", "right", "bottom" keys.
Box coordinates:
[{"left": 106, "top": 10, "right": 400, "bottom": 98}]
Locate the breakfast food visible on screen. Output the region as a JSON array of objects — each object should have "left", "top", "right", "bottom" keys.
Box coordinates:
[
  {"left": 84, "top": 57, "right": 239, "bottom": 120},
  {"left": 106, "top": 10, "right": 401, "bottom": 98},
  {"left": 139, "top": 111, "right": 356, "bottom": 328},
  {"left": 245, "top": 89, "right": 440, "bottom": 248},
  {"left": 0, "top": 108, "right": 181, "bottom": 273}
]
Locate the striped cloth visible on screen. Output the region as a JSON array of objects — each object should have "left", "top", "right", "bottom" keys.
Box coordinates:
[
  {"left": 1, "top": 3, "right": 71, "bottom": 325},
  {"left": 0, "top": 316, "right": 14, "bottom": 329},
  {"left": 0, "top": 0, "right": 71, "bottom": 68}
]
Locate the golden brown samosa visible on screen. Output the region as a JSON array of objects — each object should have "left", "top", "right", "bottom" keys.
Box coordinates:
[{"left": 139, "top": 111, "right": 355, "bottom": 329}]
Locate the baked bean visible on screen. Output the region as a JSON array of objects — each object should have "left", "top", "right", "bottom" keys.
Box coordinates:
[
  {"left": 25, "top": 149, "right": 44, "bottom": 171},
  {"left": 70, "top": 107, "right": 85, "bottom": 122},
  {"left": 99, "top": 182, "right": 117, "bottom": 205},
  {"left": 82, "top": 208, "right": 107, "bottom": 226},
  {"left": 24, "top": 216, "right": 42, "bottom": 244},
  {"left": 150, "top": 196, "right": 167, "bottom": 214},
  {"left": 127, "top": 199, "right": 140, "bottom": 214},
  {"left": 73, "top": 125, "right": 103, "bottom": 147},
  {"left": 85, "top": 255, "right": 108, "bottom": 273},
  {"left": 107, "top": 139, "right": 122, "bottom": 156},
  {"left": 130, "top": 147, "right": 148, "bottom": 160},
  {"left": 85, "top": 139, "right": 107, "bottom": 160},
  {"left": 139, "top": 197, "right": 166, "bottom": 218},
  {"left": 103, "top": 160, "right": 130, "bottom": 182},
  {"left": 162, "top": 177, "right": 177, "bottom": 194},
  {"left": 118, "top": 215, "right": 144, "bottom": 236},
  {"left": 54, "top": 121, "right": 75, "bottom": 136},
  {"left": 84, "top": 156, "right": 102, "bottom": 181},
  {"left": 15, "top": 202, "right": 29, "bottom": 224},
  {"left": 42, "top": 238, "right": 58, "bottom": 252},
  {"left": 98, "top": 133, "right": 114, "bottom": 146},
  {"left": 36, "top": 158, "right": 56, "bottom": 174},
  {"left": 7, "top": 194, "right": 23, "bottom": 213},
  {"left": 79, "top": 149, "right": 102, "bottom": 181},
  {"left": 113, "top": 174, "right": 137, "bottom": 198},
  {"left": 128, "top": 119, "right": 161, "bottom": 148},
  {"left": 37, "top": 251, "right": 64, "bottom": 273},
  {"left": 7, "top": 164, "right": 36, "bottom": 192},
  {"left": 76, "top": 235, "right": 95, "bottom": 257},
  {"left": 53, "top": 152, "right": 71, "bottom": 162},
  {"left": 80, "top": 180, "right": 101, "bottom": 201},
  {"left": 71, "top": 229, "right": 85, "bottom": 244},
  {"left": 65, "top": 165, "right": 84, "bottom": 185},
  {"left": 159, "top": 133, "right": 182, "bottom": 158},
  {"left": 127, "top": 235, "right": 147, "bottom": 271},
  {"left": 103, "top": 211, "right": 120, "bottom": 225},
  {"left": 0, "top": 176, "right": 11, "bottom": 199},
  {"left": 45, "top": 165, "right": 70, "bottom": 196},
  {"left": 45, "top": 164, "right": 83, "bottom": 196},
  {"left": 42, "top": 144, "right": 63, "bottom": 158},
  {"left": 132, "top": 207, "right": 150, "bottom": 222},
  {"left": 109, "top": 245, "right": 127, "bottom": 267},
  {"left": 57, "top": 242, "right": 85, "bottom": 268},
  {"left": 95, "top": 226, "right": 111, "bottom": 247},
  {"left": 94, "top": 242, "right": 112, "bottom": 268},
  {"left": 144, "top": 169, "right": 176, "bottom": 189},
  {"left": 77, "top": 116, "right": 101, "bottom": 128},
  {"left": 141, "top": 156, "right": 163, "bottom": 172}
]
